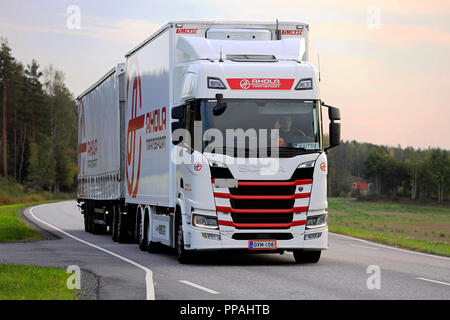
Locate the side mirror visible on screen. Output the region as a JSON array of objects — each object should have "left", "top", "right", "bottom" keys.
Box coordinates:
[
  {"left": 172, "top": 104, "right": 186, "bottom": 120},
  {"left": 322, "top": 102, "right": 341, "bottom": 151},
  {"left": 213, "top": 93, "right": 227, "bottom": 116},
  {"left": 328, "top": 107, "right": 341, "bottom": 121},
  {"left": 329, "top": 122, "right": 341, "bottom": 149}
]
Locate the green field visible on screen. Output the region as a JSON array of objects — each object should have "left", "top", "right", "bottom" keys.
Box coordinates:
[
  {"left": 0, "top": 264, "right": 78, "bottom": 300},
  {"left": 328, "top": 198, "right": 450, "bottom": 257}
]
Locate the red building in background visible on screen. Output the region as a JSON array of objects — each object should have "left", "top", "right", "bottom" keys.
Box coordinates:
[{"left": 351, "top": 177, "right": 370, "bottom": 193}]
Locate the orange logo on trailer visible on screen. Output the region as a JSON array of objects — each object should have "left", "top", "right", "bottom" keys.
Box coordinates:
[
  {"left": 126, "top": 56, "right": 145, "bottom": 199},
  {"left": 78, "top": 99, "right": 86, "bottom": 197}
]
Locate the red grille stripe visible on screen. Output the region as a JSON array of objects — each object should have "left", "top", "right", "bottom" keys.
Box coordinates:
[
  {"left": 237, "top": 179, "right": 312, "bottom": 186},
  {"left": 214, "top": 192, "right": 311, "bottom": 200},
  {"left": 216, "top": 206, "right": 308, "bottom": 214},
  {"left": 219, "top": 220, "right": 306, "bottom": 228}
]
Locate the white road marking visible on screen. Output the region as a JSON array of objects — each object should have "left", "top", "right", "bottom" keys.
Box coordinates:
[
  {"left": 416, "top": 277, "right": 450, "bottom": 287},
  {"left": 29, "top": 204, "right": 155, "bottom": 300},
  {"left": 350, "top": 244, "right": 379, "bottom": 250},
  {"left": 179, "top": 280, "right": 220, "bottom": 294},
  {"left": 330, "top": 232, "right": 450, "bottom": 261}
]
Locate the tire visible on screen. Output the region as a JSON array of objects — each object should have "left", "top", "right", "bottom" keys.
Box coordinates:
[
  {"left": 138, "top": 209, "right": 147, "bottom": 251},
  {"left": 83, "top": 204, "right": 89, "bottom": 232},
  {"left": 87, "top": 201, "right": 93, "bottom": 233},
  {"left": 293, "top": 250, "right": 321, "bottom": 264},
  {"left": 111, "top": 204, "right": 119, "bottom": 242},
  {"left": 116, "top": 208, "right": 127, "bottom": 243},
  {"left": 175, "top": 214, "right": 193, "bottom": 264}
]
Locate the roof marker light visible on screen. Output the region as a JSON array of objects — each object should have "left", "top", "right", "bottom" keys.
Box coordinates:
[
  {"left": 295, "top": 78, "right": 313, "bottom": 90},
  {"left": 207, "top": 77, "right": 227, "bottom": 90}
]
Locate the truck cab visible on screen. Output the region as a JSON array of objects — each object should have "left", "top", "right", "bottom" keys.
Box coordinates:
[{"left": 169, "top": 27, "right": 341, "bottom": 263}]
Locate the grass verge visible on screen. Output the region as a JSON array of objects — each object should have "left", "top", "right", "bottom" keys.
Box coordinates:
[
  {"left": 0, "top": 264, "right": 78, "bottom": 300},
  {"left": 0, "top": 203, "right": 44, "bottom": 243},
  {"left": 328, "top": 198, "right": 450, "bottom": 257}
]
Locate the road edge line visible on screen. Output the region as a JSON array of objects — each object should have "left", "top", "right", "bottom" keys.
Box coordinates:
[
  {"left": 28, "top": 204, "right": 156, "bottom": 300},
  {"left": 330, "top": 232, "right": 450, "bottom": 261},
  {"left": 179, "top": 280, "right": 220, "bottom": 294}
]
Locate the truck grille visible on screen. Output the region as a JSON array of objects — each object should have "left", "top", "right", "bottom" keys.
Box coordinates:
[
  {"left": 214, "top": 168, "right": 313, "bottom": 229},
  {"left": 231, "top": 212, "right": 293, "bottom": 224}
]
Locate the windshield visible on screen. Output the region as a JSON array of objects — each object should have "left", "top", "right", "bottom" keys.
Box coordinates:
[{"left": 200, "top": 99, "right": 322, "bottom": 156}]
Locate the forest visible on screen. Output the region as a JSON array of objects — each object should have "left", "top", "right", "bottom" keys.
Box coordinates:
[
  {"left": 0, "top": 38, "right": 77, "bottom": 196},
  {"left": 0, "top": 37, "right": 448, "bottom": 203}
]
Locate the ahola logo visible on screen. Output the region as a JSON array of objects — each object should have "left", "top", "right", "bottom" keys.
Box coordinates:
[
  {"left": 320, "top": 162, "right": 327, "bottom": 172},
  {"left": 227, "top": 78, "right": 295, "bottom": 90},
  {"left": 281, "top": 30, "right": 303, "bottom": 36},
  {"left": 126, "top": 56, "right": 146, "bottom": 199},
  {"left": 176, "top": 28, "right": 198, "bottom": 34},
  {"left": 194, "top": 162, "right": 203, "bottom": 172},
  {"left": 240, "top": 79, "right": 251, "bottom": 90}
]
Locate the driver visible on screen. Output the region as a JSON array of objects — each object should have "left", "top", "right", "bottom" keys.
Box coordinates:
[{"left": 275, "top": 115, "right": 296, "bottom": 147}]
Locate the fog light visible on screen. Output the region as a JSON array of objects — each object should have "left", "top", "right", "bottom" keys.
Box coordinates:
[
  {"left": 305, "top": 232, "right": 322, "bottom": 240},
  {"left": 201, "top": 233, "right": 221, "bottom": 241}
]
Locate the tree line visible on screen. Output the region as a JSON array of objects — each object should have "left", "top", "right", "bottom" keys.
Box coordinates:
[
  {"left": 0, "top": 38, "right": 77, "bottom": 193},
  {"left": 327, "top": 140, "right": 450, "bottom": 203},
  {"left": 1, "top": 37, "right": 448, "bottom": 201}
]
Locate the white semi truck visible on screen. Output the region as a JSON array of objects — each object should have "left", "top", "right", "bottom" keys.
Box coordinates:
[{"left": 77, "top": 21, "right": 341, "bottom": 263}]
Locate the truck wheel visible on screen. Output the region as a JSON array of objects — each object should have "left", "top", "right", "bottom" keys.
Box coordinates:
[
  {"left": 83, "top": 205, "right": 89, "bottom": 232},
  {"left": 117, "top": 210, "right": 127, "bottom": 243},
  {"left": 111, "top": 204, "right": 119, "bottom": 242},
  {"left": 138, "top": 210, "right": 147, "bottom": 251},
  {"left": 145, "top": 210, "right": 160, "bottom": 253},
  {"left": 87, "top": 202, "right": 93, "bottom": 233},
  {"left": 175, "top": 215, "right": 193, "bottom": 264},
  {"left": 293, "top": 250, "right": 321, "bottom": 264}
]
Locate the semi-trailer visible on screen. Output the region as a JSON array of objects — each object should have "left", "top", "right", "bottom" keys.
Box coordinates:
[{"left": 77, "top": 21, "right": 341, "bottom": 263}]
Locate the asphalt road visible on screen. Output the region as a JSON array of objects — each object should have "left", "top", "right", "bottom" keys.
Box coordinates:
[{"left": 1, "top": 201, "right": 449, "bottom": 300}]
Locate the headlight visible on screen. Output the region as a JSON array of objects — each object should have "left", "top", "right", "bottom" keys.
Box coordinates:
[
  {"left": 208, "top": 160, "right": 228, "bottom": 169},
  {"left": 295, "top": 78, "right": 313, "bottom": 90},
  {"left": 192, "top": 214, "right": 219, "bottom": 229},
  {"left": 298, "top": 161, "right": 315, "bottom": 169},
  {"left": 306, "top": 214, "right": 327, "bottom": 229}
]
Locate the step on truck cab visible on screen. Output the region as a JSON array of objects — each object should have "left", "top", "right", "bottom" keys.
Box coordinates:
[{"left": 77, "top": 21, "right": 341, "bottom": 264}]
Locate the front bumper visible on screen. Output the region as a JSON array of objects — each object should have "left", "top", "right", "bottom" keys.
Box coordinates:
[{"left": 186, "top": 224, "right": 328, "bottom": 251}]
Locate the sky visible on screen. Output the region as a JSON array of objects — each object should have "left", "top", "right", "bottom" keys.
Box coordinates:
[{"left": 0, "top": 0, "right": 449, "bottom": 150}]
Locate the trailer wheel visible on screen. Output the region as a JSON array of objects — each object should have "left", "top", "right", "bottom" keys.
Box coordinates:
[
  {"left": 293, "top": 250, "right": 321, "bottom": 264},
  {"left": 138, "top": 209, "right": 147, "bottom": 251},
  {"left": 116, "top": 209, "right": 127, "bottom": 243},
  {"left": 87, "top": 201, "right": 93, "bottom": 233},
  {"left": 111, "top": 204, "right": 119, "bottom": 242},
  {"left": 83, "top": 204, "right": 89, "bottom": 232},
  {"left": 175, "top": 213, "right": 193, "bottom": 264}
]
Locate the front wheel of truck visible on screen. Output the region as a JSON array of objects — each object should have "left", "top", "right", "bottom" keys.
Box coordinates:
[
  {"left": 175, "top": 214, "right": 193, "bottom": 264},
  {"left": 293, "top": 250, "right": 321, "bottom": 264}
]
